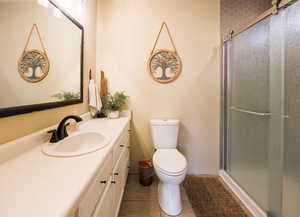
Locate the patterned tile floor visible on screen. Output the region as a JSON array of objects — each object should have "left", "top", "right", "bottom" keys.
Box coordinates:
[
  {"left": 118, "top": 175, "right": 196, "bottom": 217},
  {"left": 119, "top": 175, "right": 253, "bottom": 217}
]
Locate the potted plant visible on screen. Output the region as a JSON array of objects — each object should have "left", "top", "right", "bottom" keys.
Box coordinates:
[{"left": 105, "top": 91, "right": 129, "bottom": 119}]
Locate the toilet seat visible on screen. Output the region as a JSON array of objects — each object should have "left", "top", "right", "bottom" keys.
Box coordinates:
[{"left": 153, "top": 149, "right": 187, "bottom": 176}]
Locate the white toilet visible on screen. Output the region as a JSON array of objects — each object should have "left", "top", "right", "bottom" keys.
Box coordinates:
[{"left": 150, "top": 119, "right": 187, "bottom": 216}]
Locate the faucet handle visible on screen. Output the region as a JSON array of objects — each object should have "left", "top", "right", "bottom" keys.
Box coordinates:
[{"left": 47, "top": 129, "right": 59, "bottom": 143}]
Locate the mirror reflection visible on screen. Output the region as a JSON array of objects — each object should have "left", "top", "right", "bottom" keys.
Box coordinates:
[{"left": 0, "top": 0, "right": 83, "bottom": 114}]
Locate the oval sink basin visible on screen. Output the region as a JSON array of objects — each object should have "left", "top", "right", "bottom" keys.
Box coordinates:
[{"left": 42, "top": 132, "right": 110, "bottom": 157}]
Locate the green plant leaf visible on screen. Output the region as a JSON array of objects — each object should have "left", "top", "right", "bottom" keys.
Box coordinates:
[
  {"left": 52, "top": 91, "right": 80, "bottom": 101},
  {"left": 105, "top": 91, "right": 129, "bottom": 112}
]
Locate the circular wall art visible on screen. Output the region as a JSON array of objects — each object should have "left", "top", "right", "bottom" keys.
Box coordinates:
[
  {"left": 148, "top": 22, "right": 182, "bottom": 84},
  {"left": 18, "top": 24, "right": 50, "bottom": 83},
  {"left": 18, "top": 49, "right": 50, "bottom": 83},
  {"left": 148, "top": 49, "right": 182, "bottom": 83}
]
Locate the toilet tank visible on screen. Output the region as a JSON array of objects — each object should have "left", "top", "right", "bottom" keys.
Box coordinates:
[{"left": 150, "top": 119, "right": 180, "bottom": 149}]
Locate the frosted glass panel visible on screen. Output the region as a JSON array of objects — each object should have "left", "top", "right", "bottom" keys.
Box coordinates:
[
  {"left": 229, "top": 19, "right": 270, "bottom": 112},
  {"left": 282, "top": 1, "right": 300, "bottom": 217},
  {"left": 225, "top": 2, "right": 300, "bottom": 216},
  {"left": 268, "top": 10, "right": 285, "bottom": 217},
  {"left": 227, "top": 17, "right": 270, "bottom": 210},
  {"left": 228, "top": 112, "right": 269, "bottom": 209}
]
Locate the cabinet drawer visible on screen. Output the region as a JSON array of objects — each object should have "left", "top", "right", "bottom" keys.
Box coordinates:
[
  {"left": 124, "top": 122, "right": 130, "bottom": 133},
  {"left": 121, "top": 148, "right": 130, "bottom": 188},
  {"left": 79, "top": 153, "right": 112, "bottom": 217},
  {"left": 112, "top": 131, "right": 129, "bottom": 168}
]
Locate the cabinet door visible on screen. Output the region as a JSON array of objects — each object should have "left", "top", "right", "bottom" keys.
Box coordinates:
[
  {"left": 112, "top": 148, "right": 130, "bottom": 217},
  {"left": 93, "top": 183, "right": 114, "bottom": 217},
  {"left": 79, "top": 153, "right": 112, "bottom": 217},
  {"left": 112, "top": 162, "right": 123, "bottom": 217}
]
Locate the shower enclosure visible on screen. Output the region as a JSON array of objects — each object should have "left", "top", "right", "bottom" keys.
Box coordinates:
[{"left": 222, "top": 1, "right": 300, "bottom": 217}]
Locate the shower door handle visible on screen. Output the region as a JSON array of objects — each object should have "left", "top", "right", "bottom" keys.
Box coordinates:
[{"left": 230, "top": 107, "right": 271, "bottom": 117}]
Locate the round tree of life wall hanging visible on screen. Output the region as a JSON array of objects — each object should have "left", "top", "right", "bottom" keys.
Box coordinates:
[
  {"left": 18, "top": 24, "right": 50, "bottom": 83},
  {"left": 148, "top": 22, "right": 182, "bottom": 84}
]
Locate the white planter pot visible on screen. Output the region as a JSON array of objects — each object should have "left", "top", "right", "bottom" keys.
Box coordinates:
[{"left": 108, "top": 110, "right": 120, "bottom": 119}]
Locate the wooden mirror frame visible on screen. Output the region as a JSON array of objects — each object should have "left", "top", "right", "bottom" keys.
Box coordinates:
[{"left": 0, "top": 0, "right": 84, "bottom": 118}]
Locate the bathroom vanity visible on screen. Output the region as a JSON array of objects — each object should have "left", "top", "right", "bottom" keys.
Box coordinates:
[
  {"left": 77, "top": 119, "right": 130, "bottom": 217},
  {"left": 0, "top": 114, "right": 131, "bottom": 217}
]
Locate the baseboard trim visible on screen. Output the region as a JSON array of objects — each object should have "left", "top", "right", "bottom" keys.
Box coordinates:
[{"left": 219, "top": 170, "right": 267, "bottom": 217}]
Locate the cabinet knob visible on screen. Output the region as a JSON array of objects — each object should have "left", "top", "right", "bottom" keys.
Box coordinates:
[
  {"left": 120, "top": 145, "right": 125, "bottom": 147},
  {"left": 100, "top": 180, "right": 107, "bottom": 184},
  {"left": 111, "top": 181, "right": 116, "bottom": 184},
  {"left": 114, "top": 173, "right": 119, "bottom": 176}
]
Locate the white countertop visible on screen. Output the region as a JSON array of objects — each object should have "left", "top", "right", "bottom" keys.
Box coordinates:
[{"left": 0, "top": 117, "right": 130, "bottom": 217}]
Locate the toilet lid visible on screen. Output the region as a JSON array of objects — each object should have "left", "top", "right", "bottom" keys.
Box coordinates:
[{"left": 153, "top": 149, "right": 187, "bottom": 175}]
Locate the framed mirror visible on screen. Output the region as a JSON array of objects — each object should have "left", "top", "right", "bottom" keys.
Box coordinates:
[{"left": 0, "top": 0, "right": 84, "bottom": 118}]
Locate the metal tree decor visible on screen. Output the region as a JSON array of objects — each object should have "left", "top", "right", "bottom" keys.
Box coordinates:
[
  {"left": 18, "top": 24, "right": 50, "bottom": 83},
  {"left": 18, "top": 50, "right": 49, "bottom": 82},
  {"left": 149, "top": 49, "right": 181, "bottom": 82},
  {"left": 148, "top": 22, "right": 182, "bottom": 83}
]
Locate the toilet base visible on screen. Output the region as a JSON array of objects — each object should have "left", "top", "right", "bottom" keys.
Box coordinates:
[{"left": 158, "top": 182, "right": 182, "bottom": 216}]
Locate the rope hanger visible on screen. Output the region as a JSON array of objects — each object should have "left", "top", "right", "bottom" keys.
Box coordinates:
[
  {"left": 151, "top": 22, "right": 178, "bottom": 55},
  {"left": 23, "top": 24, "right": 47, "bottom": 55}
]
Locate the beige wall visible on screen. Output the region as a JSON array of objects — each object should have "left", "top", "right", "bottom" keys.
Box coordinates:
[
  {"left": 97, "top": 0, "right": 220, "bottom": 174},
  {"left": 0, "top": 0, "right": 97, "bottom": 144}
]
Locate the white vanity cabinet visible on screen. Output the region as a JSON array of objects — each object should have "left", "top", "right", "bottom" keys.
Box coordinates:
[{"left": 78, "top": 123, "right": 130, "bottom": 217}]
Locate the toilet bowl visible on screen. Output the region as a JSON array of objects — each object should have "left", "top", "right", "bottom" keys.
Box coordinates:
[
  {"left": 153, "top": 149, "right": 187, "bottom": 216},
  {"left": 150, "top": 120, "right": 187, "bottom": 216}
]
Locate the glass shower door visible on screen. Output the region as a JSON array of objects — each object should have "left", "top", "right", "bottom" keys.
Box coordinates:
[
  {"left": 225, "top": 1, "right": 300, "bottom": 216},
  {"left": 227, "top": 17, "right": 271, "bottom": 211},
  {"left": 282, "top": 1, "right": 300, "bottom": 216}
]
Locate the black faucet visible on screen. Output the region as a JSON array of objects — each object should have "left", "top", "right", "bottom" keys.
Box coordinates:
[{"left": 48, "top": 115, "right": 83, "bottom": 143}]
